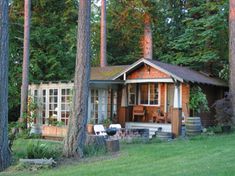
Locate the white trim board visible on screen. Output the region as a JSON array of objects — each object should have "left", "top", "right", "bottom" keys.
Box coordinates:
[{"left": 125, "top": 78, "right": 173, "bottom": 83}]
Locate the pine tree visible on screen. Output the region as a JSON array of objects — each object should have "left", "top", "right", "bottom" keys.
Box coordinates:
[
  {"left": 0, "top": 0, "right": 11, "bottom": 171},
  {"left": 229, "top": 0, "right": 235, "bottom": 122},
  {"left": 19, "top": 0, "right": 31, "bottom": 127},
  {"left": 63, "top": 0, "right": 91, "bottom": 158}
]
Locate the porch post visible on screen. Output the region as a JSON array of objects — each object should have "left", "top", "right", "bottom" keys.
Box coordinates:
[
  {"left": 172, "top": 82, "right": 182, "bottom": 137},
  {"left": 173, "top": 84, "right": 180, "bottom": 108}
]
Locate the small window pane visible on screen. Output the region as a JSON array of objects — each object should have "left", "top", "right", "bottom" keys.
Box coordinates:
[
  {"left": 140, "top": 84, "right": 148, "bottom": 104},
  {"left": 128, "top": 84, "right": 136, "bottom": 105},
  {"left": 150, "top": 83, "right": 158, "bottom": 105}
]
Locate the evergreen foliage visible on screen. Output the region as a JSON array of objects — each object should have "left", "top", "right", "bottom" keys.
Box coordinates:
[
  {"left": 163, "top": 0, "right": 228, "bottom": 78},
  {"left": 9, "top": 0, "right": 77, "bottom": 120},
  {"left": 8, "top": 0, "right": 229, "bottom": 120}
]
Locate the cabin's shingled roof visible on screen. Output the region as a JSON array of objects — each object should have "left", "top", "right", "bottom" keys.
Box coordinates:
[
  {"left": 146, "top": 59, "right": 227, "bottom": 87},
  {"left": 31, "top": 59, "right": 227, "bottom": 87},
  {"left": 111, "top": 58, "right": 227, "bottom": 87},
  {"left": 90, "top": 65, "right": 129, "bottom": 80}
]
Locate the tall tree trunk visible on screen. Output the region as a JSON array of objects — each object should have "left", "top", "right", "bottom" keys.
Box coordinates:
[
  {"left": 100, "top": 0, "right": 107, "bottom": 67},
  {"left": 20, "top": 0, "right": 31, "bottom": 126},
  {"left": 0, "top": 0, "right": 11, "bottom": 171},
  {"left": 63, "top": 0, "right": 91, "bottom": 158},
  {"left": 229, "top": 0, "right": 235, "bottom": 123},
  {"left": 143, "top": 13, "right": 152, "bottom": 60}
]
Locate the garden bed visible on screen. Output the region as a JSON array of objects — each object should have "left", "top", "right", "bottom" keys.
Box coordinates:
[{"left": 41, "top": 125, "right": 67, "bottom": 140}]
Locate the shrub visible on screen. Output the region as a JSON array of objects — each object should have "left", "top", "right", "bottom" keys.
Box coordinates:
[
  {"left": 213, "top": 93, "right": 233, "bottom": 126},
  {"left": 26, "top": 141, "right": 61, "bottom": 159},
  {"left": 206, "top": 126, "right": 222, "bottom": 134},
  {"left": 16, "top": 128, "right": 31, "bottom": 139}
]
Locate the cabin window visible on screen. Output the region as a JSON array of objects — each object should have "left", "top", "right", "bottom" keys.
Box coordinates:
[
  {"left": 107, "top": 89, "right": 118, "bottom": 119},
  {"left": 112, "top": 90, "right": 117, "bottom": 116},
  {"left": 139, "top": 83, "right": 159, "bottom": 105},
  {"left": 49, "top": 89, "right": 58, "bottom": 118},
  {"left": 99, "top": 89, "right": 108, "bottom": 123},
  {"left": 91, "top": 89, "right": 99, "bottom": 123},
  {"left": 61, "top": 89, "right": 72, "bottom": 125},
  {"left": 128, "top": 84, "right": 136, "bottom": 105},
  {"left": 150, "top": 83, "right": 159, "bottom": 105},
  {"left": 34, "top": 90, "right": 38, "bottom": 103},
  {"left": 140, "top": 84, "right": 148, "bottom": 104},
  {"left": 42, "top": 89, "right": 47, "bottom": 123}
]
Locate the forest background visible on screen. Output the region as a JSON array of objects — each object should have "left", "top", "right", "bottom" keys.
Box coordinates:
[{"left": 8, "top": 0, "right": 228, "bottom": 121}]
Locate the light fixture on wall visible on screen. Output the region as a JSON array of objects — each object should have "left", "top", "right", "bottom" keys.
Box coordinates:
[{"left": 147, "top": 65, "right": 150, "bottom": 74}]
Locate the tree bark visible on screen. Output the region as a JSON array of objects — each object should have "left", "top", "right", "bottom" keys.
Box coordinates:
[
  {"left": 100, "top": 0, "right": 107, "bottom": 67},
  {"left": 20, "top": 0, "right": 31, "bottom": 126},
  {"left": 0, "top": 0, "right": 11, "bottom": 171},
  {"left": 229, "top": 0, "right": 235, "bottom": 123},
  {"left": 143, "top": 13, "right": 152, "bottom": 60},
  {"left": 63, "top": 0, "right": 91, "bottom": 158}
]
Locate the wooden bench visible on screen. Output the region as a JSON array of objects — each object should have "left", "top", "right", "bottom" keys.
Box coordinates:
[{"left": 132, "top": 105, "right": 145, "bottom": 122}]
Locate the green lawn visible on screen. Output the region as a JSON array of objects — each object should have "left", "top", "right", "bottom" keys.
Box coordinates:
[{"left": 2, "top": 133, "right": 235, "bottom": 176}]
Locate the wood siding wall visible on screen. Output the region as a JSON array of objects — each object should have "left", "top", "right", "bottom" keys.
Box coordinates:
[
  {"left": 182, "top": 83, "right": 190, "bottom": 118},
  {"left": 117, "top": 85, "right": 127, "bottom": 127},
  {"left": 127, "top": 65, "right": 170, "bottom": 79}
]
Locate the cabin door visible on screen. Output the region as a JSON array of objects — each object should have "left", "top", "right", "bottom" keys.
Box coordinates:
[{"left": 89, "top": 88, "right": 108, "bottom": 124}]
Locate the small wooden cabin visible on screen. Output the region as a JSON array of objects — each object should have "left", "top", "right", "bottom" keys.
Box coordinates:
[{"left": 29, "top": 58, "right": 227, "bottom": 136}]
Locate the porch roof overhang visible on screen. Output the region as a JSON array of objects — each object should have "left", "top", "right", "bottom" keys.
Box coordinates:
[
  {"left": 89, "top": 80, "right": 125, "bottom": 89},
  {"left": 89, "top": 80, "right": 125, "bottom": 84}
]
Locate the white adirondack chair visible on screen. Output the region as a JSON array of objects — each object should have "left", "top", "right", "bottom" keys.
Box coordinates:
[
  {"left": 94, "top": 124, "right": 107, "bottom": 136},
  {"left": 109, "top": 124, "right": 121, "bottom": 129}
]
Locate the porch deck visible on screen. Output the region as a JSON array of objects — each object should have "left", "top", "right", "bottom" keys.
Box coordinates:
[{"left": 125, "top": 122, "right": 172, "bottom": 139}]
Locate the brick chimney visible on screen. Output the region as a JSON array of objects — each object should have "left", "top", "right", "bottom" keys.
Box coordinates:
[{"left": 100, "top": 0, "right": 107, "bottom": 67}]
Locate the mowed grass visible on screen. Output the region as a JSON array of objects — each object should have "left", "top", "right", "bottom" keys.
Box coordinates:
[{"left": 2, "top": 133, "right": 235, "bottom": 176}]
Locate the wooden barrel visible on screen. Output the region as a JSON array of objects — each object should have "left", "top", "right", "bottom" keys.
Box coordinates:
[
  {"left": 155, "top": 132, "right": 173, "bottom": 141},
  {"left": 185, "top": 117, "right": 202, "bottom": 136}
]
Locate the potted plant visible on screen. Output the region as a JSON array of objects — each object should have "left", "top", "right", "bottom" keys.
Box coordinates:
[
  {"left": 189, "top": 86, "right": 209, "bottom": 116},
  {"left": 87, "top": 118, "right": 95, "bottom": 134},
  {"left": 186, "top": 86, "right": 209, "bottom": 136},
  {"left": 103, "top": 118, "right": 112, "bottom": 128},
  {"left": 213, "top": 93, "right": 233, "bottom": 133}
]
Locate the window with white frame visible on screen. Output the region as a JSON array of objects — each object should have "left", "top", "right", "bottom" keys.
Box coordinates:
[
  {"left": 34, "top": 90, "right": 38, "bottom": 103},
  {"left": 49, "top": 89, "right": 58, "bottom": 118},
  {"left": 61, "top": 89, "right": 72, "bottom": 125},
  {"left": 42, "top": 89, "right": 47, "bottom": 123},
  {"left": 128, "top": 84, "right": 136, "bottom": 105},
  {"left": 140, "top": 83, "right": 148, "bottom": 104},
  {"left": 112, "top": 90, "right": 117, "bottom": 116},
  {"left": 91, "top": 89, "right": 99, "bottom": 123},
  {"left": 139, "top": 83, "right": 159, "bottom": 105},
  {"left": 98, "top": 89, "right": 108, "bottom": 123},
  {"left": 150, "top": 83, "right": 159, "bottom": 105}
]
